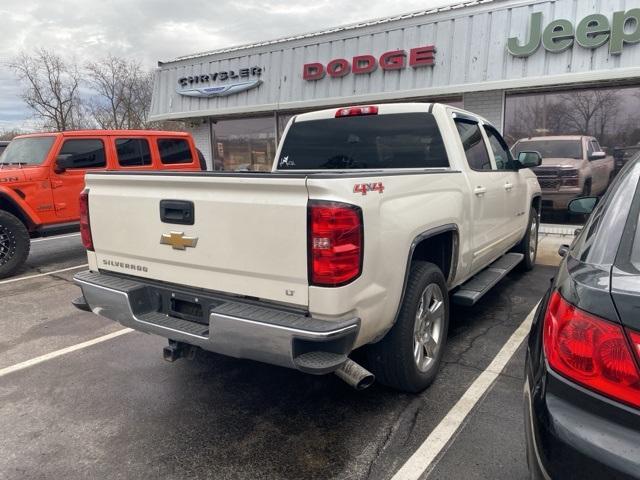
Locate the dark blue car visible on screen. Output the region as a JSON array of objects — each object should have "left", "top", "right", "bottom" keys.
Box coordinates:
[{"left": 525, "top": 153, "right": 640, "bottom": 479}]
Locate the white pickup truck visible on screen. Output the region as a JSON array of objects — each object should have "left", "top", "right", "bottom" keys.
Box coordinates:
[{"left": 73, "top": 103, "right": 542, "bottom": 392}]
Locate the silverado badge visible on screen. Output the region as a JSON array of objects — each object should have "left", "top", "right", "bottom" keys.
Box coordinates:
[{"left": 160, "top": 232, "right": 198, "bottom": 250}]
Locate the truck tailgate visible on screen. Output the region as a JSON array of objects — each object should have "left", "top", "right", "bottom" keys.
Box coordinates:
[{"left": 85, "top": 173, "right": 310, "bottom": 306}]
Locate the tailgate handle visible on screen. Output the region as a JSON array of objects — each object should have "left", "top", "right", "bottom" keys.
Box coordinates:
[{"left": 160, "top": 200, "right": 195, "bottom": 225}]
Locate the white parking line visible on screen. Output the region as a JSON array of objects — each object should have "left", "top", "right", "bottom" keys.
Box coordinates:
[
  {"left": 0, "top": 328, "right": 134, "bottom": 378},
  {"left": 0, "top": 264, "right": 88, "bottom": 285},
  {"left": 31, "top": 233, "right": 81, "bottom": 243},
  {"left": 391, "top": 302, "right": 540, "bottom": 480}
]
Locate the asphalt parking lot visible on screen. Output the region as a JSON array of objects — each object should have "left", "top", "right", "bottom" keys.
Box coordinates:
[{"left": 0, "top": 234, "right": 554, "bottom": 480}]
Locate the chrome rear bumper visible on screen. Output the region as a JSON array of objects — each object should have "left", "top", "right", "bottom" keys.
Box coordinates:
[{"left": 73, "top": 270, "right": 360, "bottom": 374}]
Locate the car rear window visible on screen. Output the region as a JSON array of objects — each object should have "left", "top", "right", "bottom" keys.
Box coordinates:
[
  {"left": 116, "top": 138, "right": 152, "bottom": 167},
  {"left": 277, "top": 113, "right": 449, "bottom": 170},
  {"left": 157, "top": 138, "right": 193, "bottom": 164},
  {"left": 513, "top": 140, "right": 582, "bottom": 160}
]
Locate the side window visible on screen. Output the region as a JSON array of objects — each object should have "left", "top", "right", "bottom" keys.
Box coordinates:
[
  {"left": 116, "top": 138, "right": 152, "bottom": 167},
  {"left": 587, "top": 140, "right": 595, "bottom": 157},
  {"left": 58, "top": 139, "right": 106, "bottom": 169},
  {"left": 484, "top": 126, "right": 513, "bottom": 170},
  {"left": 454, "top": 119, "right": 492, "bottom": 171},
  {"left": 157, "top": 138, "right": 192, "bottom": 165}
]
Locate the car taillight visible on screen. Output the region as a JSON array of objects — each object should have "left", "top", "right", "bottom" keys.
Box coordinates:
[
  {"left": 335, "top": 106, "right": 378, "bottom": 117},
  {"left": 79, "top": 190, "right": 94, "bottom": 251},
  {"left": 308, "top": 201, "right": 362, "bottom": 287},
  {"left": 543, "top": 291, "right": 640, "bottom": 409}
]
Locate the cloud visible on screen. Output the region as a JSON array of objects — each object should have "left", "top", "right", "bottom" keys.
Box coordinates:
[{"left": 0, "top": 0, "right": 462, "bottom": 130}]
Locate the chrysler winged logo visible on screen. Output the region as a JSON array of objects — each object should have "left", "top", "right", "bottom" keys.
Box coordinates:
[
  {"left": 160, "top": 232, "right": 198, "bottom": 250},
  {"left": 177, "top": 79, "right": 262, "bottom": 98}
]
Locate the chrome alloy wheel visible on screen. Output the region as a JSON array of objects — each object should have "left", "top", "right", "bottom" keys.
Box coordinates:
[
  {"left": 0, "top": 225, "right": 15, "bottom": 266},
  {"left": 413, "top": 283, "right": 445, "bottom": 372},
  {"left": 529, "top": 215, "right": 539, "bottom": 262}
]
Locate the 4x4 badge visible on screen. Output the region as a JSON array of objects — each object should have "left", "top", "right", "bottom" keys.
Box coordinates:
[{"left": 160, "top": 232, "right": 198, "bottom": 250}]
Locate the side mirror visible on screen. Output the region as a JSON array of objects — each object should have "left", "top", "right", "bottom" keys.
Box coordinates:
[
  {"left": 589, "top": 151, "right": 606, "bottom": 161},
  {"left": 54, "top": 154, "right": 74, "bottom": 174},
  {"left": 568, "top": 196, "right": 598, "bottom": 215},
  {"left": 558, "top": 244, "right": 570, "bottom": 258},
  {"left": 517, "top": 151, "right": 542, "bottom": 169}
]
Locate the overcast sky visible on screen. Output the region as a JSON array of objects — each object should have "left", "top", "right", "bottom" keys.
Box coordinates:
[{"left": 0, "top": 0, "right": 463, "bottom": 131}]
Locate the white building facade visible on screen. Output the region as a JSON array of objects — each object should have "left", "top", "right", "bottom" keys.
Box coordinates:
[{"left": 150, "top": 0, "right": 640, "bottom": 172}]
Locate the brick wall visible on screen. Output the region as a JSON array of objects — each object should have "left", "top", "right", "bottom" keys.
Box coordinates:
[
  {"left": 188, "top": 120, "right": 212, "bottom": 170},
  {"left": 463, "top": 90, "right": 505, "bottom": 132}
]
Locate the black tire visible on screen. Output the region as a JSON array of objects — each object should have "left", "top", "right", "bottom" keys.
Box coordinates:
[
  {"left": 514, "top": 208, "right": 539, "bottom": 271},
  {"left": 367, "top": 262, "right": 449, "bottom": 393},
  {"left": 0, "top": 210, "right": 30, "bottom": 279},
  {"left": 582, "top": 179, "right": 592, "bottom": 196}
]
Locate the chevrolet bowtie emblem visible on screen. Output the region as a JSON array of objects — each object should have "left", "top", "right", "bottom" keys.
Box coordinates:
[{"left": 160, "top": 232, "right": 198, "bottom": 250}]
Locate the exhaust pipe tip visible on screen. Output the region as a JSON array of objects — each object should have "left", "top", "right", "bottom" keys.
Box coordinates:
[{"left": 335, "top": 358, "right": 375, "bottom": 390}]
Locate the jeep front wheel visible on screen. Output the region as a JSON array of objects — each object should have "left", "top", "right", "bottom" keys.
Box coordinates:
[{"left": 0, "top": 211, "right": 30, "bottom": 279}]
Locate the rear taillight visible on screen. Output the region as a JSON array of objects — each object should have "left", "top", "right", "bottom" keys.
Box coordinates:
[
  {"left": 543, "top": 291, "right": 640, "bottom": 409},
  {"left": 308, "top": 201, "right": 363, "bottom": 287},
  {"left": 335, "top": 106, "right": 378, "bottom": 117},
  {"left": 79, "top": 190, "right": 94, "bottom": 251}
]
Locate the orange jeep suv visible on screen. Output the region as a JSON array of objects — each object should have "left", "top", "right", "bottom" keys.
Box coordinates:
[{"left": 0, "top": 130, "right": 204, "bottom": 278}]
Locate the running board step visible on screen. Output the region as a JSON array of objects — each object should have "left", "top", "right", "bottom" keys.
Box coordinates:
[{"left": 452, "top": 253, "right": 524, "bottom": 306}]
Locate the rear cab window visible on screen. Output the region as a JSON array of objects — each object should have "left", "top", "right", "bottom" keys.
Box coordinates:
[
  {"left": 277, "top": 112, "right": 449, "bottom": 170},
  {"left": 158, "top": 138, "right": 193, "bottom": 165},
  {"left": 454, "top": 119, "right": 492, "bottom": 171}
]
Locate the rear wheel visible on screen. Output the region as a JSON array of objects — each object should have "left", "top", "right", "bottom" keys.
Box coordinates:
[
  {"left": 0, "top": 211, "right": 30, "bottom": 279},
  {"left": 367, "top": 262, "right": 449, "bottom": 393},
  {"left": 514, "top": 208, "right": 539, "bottom": 271}
]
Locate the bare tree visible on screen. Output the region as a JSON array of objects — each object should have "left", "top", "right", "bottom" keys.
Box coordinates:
[
  {"left": 9, "top": 49, "right": 84, "bottom": 131},
  {"left": 0, "top": 129, "right": 25, "bottom": 141},
  {"left": 560, "top": 89, "right": 621, "bottom": 138},
  {"left": 86, "top": 55, "right": 153, "bottom": 129}
]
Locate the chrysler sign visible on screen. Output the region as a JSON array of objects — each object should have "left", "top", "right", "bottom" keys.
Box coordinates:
[
  {"left": 303, "top": 45, "right": 436, "bottom": 80},
  {"left": 177, "top": 66, "right": 263, "bottom": 97}
]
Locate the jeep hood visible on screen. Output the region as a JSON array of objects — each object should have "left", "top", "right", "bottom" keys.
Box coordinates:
[
  {"left": 0, "top": 169, "right": 26, "bottom": 184},
  {"left": 540, "top": 157, "right": 582, "bottom": 168}
]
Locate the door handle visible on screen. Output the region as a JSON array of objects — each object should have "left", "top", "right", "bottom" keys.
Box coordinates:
[
  {"left": 474, "top": 186, "right": 487, "bottom": 196},
  {"left": 504, "top": 182, "right": 513, "bottom": 191}
]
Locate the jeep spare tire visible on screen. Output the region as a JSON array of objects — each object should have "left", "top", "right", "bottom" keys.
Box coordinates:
[{"left": 0, "top": 211, "right": 30, "bottom": 279}]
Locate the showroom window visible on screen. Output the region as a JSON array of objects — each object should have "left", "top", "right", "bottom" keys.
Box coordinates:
[
  {"left": 504, "top": 85, "right": 640, "bottom": 223},
  {"left": 212, "top": 116, "right": 276, "bottom": 172}
]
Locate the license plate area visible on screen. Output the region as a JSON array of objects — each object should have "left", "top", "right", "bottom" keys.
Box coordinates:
[{"left": 155, "top": 289, "right": 223, "bottom": 325}]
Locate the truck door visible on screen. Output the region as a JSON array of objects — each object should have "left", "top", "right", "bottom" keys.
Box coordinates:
[
  {"left": 50, "top": 138, "right": 107, "bottom": 221},
  {"left": 482, "top": 124, "right": 528, "bottom": 247},
  {"left": 453, "top": 118, "right": 506, "bottom": 271}
]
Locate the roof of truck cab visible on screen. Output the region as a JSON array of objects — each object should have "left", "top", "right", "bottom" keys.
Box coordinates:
[
  {"left": 516, "top": 135, "right": 589, "bottom": 142},
  {"left": 292, "top": 102, "right": 490, "bottom": 125},
  {"left": 14, "top": 130, "right": 191, "bottom": 139}
]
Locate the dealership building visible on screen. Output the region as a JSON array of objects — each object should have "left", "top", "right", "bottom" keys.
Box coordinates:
[{"left": 149, "top": 0, "right": 640, "bottom": 172}]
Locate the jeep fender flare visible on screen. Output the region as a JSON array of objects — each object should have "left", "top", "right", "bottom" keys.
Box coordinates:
[{"left": 0, "top": 187, "right": 40, "bottom": 230}]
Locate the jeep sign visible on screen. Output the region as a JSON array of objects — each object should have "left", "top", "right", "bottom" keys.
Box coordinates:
[{"left": 507, "top": 9, "right": 640, "bottom": 57}]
